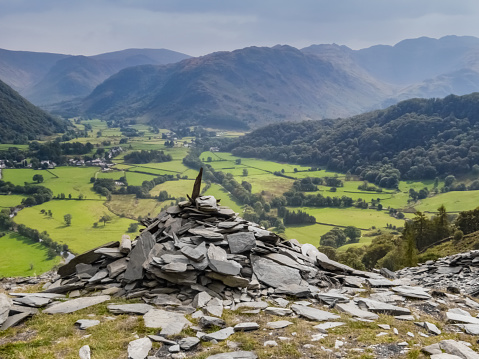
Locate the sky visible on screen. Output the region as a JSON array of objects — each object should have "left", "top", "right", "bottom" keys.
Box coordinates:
[{"left": 0, "top": 0, "right": 478, "bottom": 57}]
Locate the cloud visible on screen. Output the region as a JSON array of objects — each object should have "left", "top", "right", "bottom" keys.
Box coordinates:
[{"left": 0, "top": 0, "right": 479, "bottom": 55}]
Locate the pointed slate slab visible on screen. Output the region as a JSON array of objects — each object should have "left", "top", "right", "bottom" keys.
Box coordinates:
[
  {"left": 143, "top": 309, "right": 191, "bottom": 336},
  {"left": 0, "top": 312, "right": 30, "bottom": 330},
  {"left": 43, "top": 295, "right": 111, "bottom": 314},
  {"left": 0, "top": 294, "right": 13, "bottom": 326},
  {"left": 355, "top": 298, "right": 410, "bottom": 316},
  {"left": 392, "top": 286, "right": 431, "bottom": 299},
  {"left": 124, "top": 231, "right": 156, "bottom": 283},
  {"left": 336, "top": 302, "right": 379, "bottom": 320}
]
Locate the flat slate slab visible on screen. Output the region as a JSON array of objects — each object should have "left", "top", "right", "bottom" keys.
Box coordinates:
[
  {"left": 446, "top": 311, "right": 479, "bottom": 324},
  {"left": 76, "top": 319, "right": 100, "bottom": 330},
  {"left": 251, "top": 255, "right": 307, "bottom": 291},
  {"left": 336, "top": 302, "right": 379, "bottom": 320},
  {"left": 202, "top": 327, "right": 235, "bottom": 341},
  {"left": 43, "top": 295, "right": 111, "bottom": 314},
  {"left": 291, "top": 304, "right": 340, "bottom": 321},
  {"left": 143, "top": 309, "right": 191, "bottom": 336},
  {"left": 356, "top": 298, "right": 411, "bottom": 316},
  {"left": 266, "top": 320, "right": 293, "bottom": 329},
  {"left": 234, "top": 322, "right": 260, "bottom": 331},
  {"left": 108, "top": 303, "right": 153, "bottom": 315},
  {"left": 206, "top": 351, "right": 258, "bottom": 359},
  {"left": 128, "top": 337, "right": 152, "bottom": 359},
  {"left": 392, "top": 286, "right": 431, "bottom": 299},
  {"left": 0, "top": 312, "right": 30, "bottom": 330}
]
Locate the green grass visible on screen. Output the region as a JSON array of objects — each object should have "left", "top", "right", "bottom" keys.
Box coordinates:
[
  {"left": 96, "top": 170, "right": 125, "bottom": 180},
  {"left": 0, "top": 144, "right": 29, "bottom": 150},
  {"left": 124, "top": 172, "right": 159, "bottom": 186},
  {"left": 150, "top": 179, "right": 193, "bottom": 198},
  {"left": 415, "top": 190, "right": 479, "bottom": 212},
  {"left": 0, "top": 232, "right": 60, "bottom": 277},
  {"left": 0, "top": 195, "right": 27, "bottom": 208},
  {"left": 14, "top": 200, "right": 138, "bottom": 254},
  {"left": 106, "top": 195, "right": 167, "bottom": 219},
  {"left": 203, "top": 183, "right": 243, "bottom": 213},
  {"left": 2, "top": 167, "right": 98, "bottom": 197},
  {"left": 245, "top": 174, "right": 294, "bottom": 195}
]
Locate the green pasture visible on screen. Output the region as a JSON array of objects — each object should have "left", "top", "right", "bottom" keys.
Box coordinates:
[
  {"left": 124, "top": 171, "right": 159, "bottom": 186},
  {"left": 290, "top": 206, "right": 404, "bottom": 230},
  {"left": 0, "top": 194, "right": 27, "bottom": 208},
  {"left": 14, "top": 200, "right": 138, "bottom": 254},
  {"left": 150, "top": 179, "right": 193, "bottom": 198},
  {"left": 107, "top": 195, "right": 166, "bottom": 219},
  {"left": 3, "top": 167, "right": 98, "bottom": 197},
  {"left": 246, "top": 174, "right": 294, "bottom": 194},
  {"left": 0, "top": 232, "right": 61, "bottom": 277},
  {"left": 96, "top": 170, "right": 125, "bottom": 180},
  {"left": 133, "top": 160, "right": 190, "bottom": 174},
  {"left": 0, "top": 144, "right": 29, "bottom": 150},
  {"left": 415, "top": 190, "right": 479, "bottom": 213},
  {"left": 203, "top": 183, "right": 243, "bottom": 213}
]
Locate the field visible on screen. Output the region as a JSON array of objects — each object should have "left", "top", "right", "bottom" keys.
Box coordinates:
[
  {"left": 106, "top": 195, "right": 167, "bottom": 219},
  {"left": 0, "top": 194, "right": 27, "bottom": 208},
  {"left": 3, "top": 167, "right": 98, "bottom": 197},
  {"left": 150, "top": 179, "right": 194, "bottom": 198},
  {"left": 14, "top": 200, "right": 138, "bottom": 254},
  {"left": 203, "top": 183, "right": 243, "bottom": 213},
  {"left": 415, "top": 190, "right": 479, "bottom": 212},
  {"left": 0, "top": 232, "right": 60, "bottom": 277}
]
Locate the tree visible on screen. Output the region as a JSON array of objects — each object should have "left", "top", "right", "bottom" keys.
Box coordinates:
[
  {"left": 403, "top": 221, "right": 418, "bottom": 267},
  {"left": 32, "top": 174, "right": 44, "bottom": 183},
  {"left": 64, "top": 214, "right": 72, "bottom": 226},
  {"left": 320, "top": 227, "right": 347, "bottom": 248},
  {"left": 344, "top": 226, "right": 361, "bottom": 243},
  {"left": 242, "top": 169, "right": 248, "bottom": 176},
  {"left": 235, "top": 159, "right": 241, "bottom": 165},
  {"left": 100, "top": 214, "right": 111, "bottom": 226},
  {"left": 127, "top": 222, "right": 139, "bottom": 233},
  {"left": 444, "top": 175, "right": 456, "bottom": 187}
]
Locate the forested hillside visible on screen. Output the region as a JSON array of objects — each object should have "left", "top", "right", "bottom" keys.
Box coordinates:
[
  {"left": 228, "top": 93, "right": 479, "bottom": 186},
  {"left": 0, "top": 79, "right": 69, "bottom": 143}
]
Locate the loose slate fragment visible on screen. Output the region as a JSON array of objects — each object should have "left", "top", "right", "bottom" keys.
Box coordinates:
[
  {"left": 251, "top": 256, "right": 306, "bottom": 290},
  {"left": 143, "top": 309, "right": 191, "bottom": 336},
  {"left": 108, "top": 303, "right": 153, "bottom": 315},
  {"left": 291, "top": 304, "right": 340, "bottom": 321},
  {"left": 209, "top": 259, "right": 242, "bottom": 276},
  {"left": 120, "top": 235, "right": 132, "bottom": 254}
]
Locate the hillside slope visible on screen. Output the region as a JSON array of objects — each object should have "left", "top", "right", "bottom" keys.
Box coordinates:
[
  {"left": 0, "top": 48, "right": 191, "bottom": 105},
  {"left": 82, "top": 45, "right": 391, "bottom": 128},
  {"left": 228, "top": 92, "right": 479, "bottom": 180},
  {"left": 0, "top": 79, "right": 69, "bottom": 143}
]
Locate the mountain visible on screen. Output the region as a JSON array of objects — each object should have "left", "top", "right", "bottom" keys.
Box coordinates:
[
  {"left": 0, "top": 48, "right": 191, "bottom": 105},
  {"left": 81, "top": 45, "right": 391, "bottom": 129},
  {"left": 228, "top": 92, "right": 479, "bottom": 183},
  {"left": 77, "top": 36, "right": 479, "bottom": 130},
  {"left": 0, "top": 79, "right": 69, "bottom": 143}
]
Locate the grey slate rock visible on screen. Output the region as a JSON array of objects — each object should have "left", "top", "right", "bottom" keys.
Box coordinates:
[
  {"left": 179, "top": 337, "right": 200, "bottom": 351},
  {"left": 463, "top": 324, "right": 479, "bottom": 335},
  {"left": 75, "top": 319, "right": 100, "bottom": 330},
  {"left": 120, "top": 234, "right": 132, "bottom": 254},
  {"left": 192, "top": 291, "right": 212, "bottom": 308},
  {"left": 266, "top": 320, "right": 293, "bottom": 329},
  {"left": 291, "top": 304, "right": 340, "bottom": 321},
  {"left": 234, "top": 322, "right": 259, "bottom": 331},
  {"left": 264, "top": 307, "right": 293, "bottom": 316},
  {"left": 43, "top": 295, "right": 111, "bottom": 314},
  {"left": 0, "top": 293, "right": 13, "bottom": 326},
  {"left": 207, "top": 244, "right": 227, "bottom": 261},
  {"left": 162, "top": 262, "right": 188, "bottom": 273},
  {"left": 336, "top": 302, "right": 379, "bottom": 320},
  {"left": 0, "top": 312, "right": 30, "bottom": 330},
  {"left": 107, "top": 257, "right": 128, "bottom": 278},
  {"left": 439, "top": 339, "right": 479, "bottom": 359},
  {"left": 108, "top": 303, "right": 153, "bottom": 315},
  {"left": 202, "top": 327, "right": 235, "bottom": 341},
  {"left": 88, "top": 269, "right": 109, "bottom": 283},
  {"left": 209, "top": 259, "right": 242, "bottom": 276},
  {"left": 13, "top": 295, "right": 51, "bottom": 308},
  {"left": 206, "top": 272, "right": 249, "bottom": 288},
  {"left": 57, "top": 241, "right": 118, "bottom": 277},
  {"left": 205, "top": 351, "right": 257, "bottom": 359},
  {"left": 128, "top": 337, "right": 152, "bottom": 359},
  {"left": 355, "top": 298, "right": 411, "bottom": 316},
  {"left": 446, "top": 311, "right": 479, "bottom": 324},
  {"left": 124, "top": 231, "right": 156, "bottom": 283},
  {"left": 147, "top": 335, "right": 177, "bottom": 345},
  {"left": 143, "top": 309, "right": 191, "bottom": 336},
  {"left": 205, "top": 297, "right": 223, "bottom": 317},
  {"left": 251, "top": 256, "right": 306, "bottom": 290},
  {"left": 79, "top": 345, "right": 91, "bottom": 359},
  {"left": 227, "top": 232, "right": 256, "bottom": 254},
  {"left": 181, "top": 245, "right": 206, "bottom": 262},
  {"left": 392, "top": 286, "right": 431, "bottom": 299},
  {"left": 199, "top": 315, "right": 227, "bottom": 329}
]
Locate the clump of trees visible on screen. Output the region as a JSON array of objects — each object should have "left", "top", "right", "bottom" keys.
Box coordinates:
[
  {"left": 319, "top": 226, "right": 362, "bottom": 248},
  {"left": 124, "top": 150, "right": 172, "bottom": 164},
  {"left": 283, "top": 209, "right": 315, "bottom": 225},
  {"left": 0, "top": 180, "right": 53, "bottom": 207}
]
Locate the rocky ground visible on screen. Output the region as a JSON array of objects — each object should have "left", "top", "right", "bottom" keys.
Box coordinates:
[{"left": 1, "top": 195, "right": 479, "bottom": 358}]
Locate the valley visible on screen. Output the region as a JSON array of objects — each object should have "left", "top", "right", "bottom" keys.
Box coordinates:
[{"left": 2, "top": 116, "right": 479, "bottom": 277}]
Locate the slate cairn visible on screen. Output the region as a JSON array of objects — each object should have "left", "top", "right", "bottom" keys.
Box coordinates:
[
  {"left": 396, "top": 250, "right": 479, "bottom": 296},
  {"left": 46, "top": 169, "right": 372, "bottom": 303}
]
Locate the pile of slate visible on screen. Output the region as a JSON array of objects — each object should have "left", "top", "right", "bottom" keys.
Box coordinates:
[
  {"left": 35, "top": 194, "right": 394, "bottom": 306},
  {"left": 396, "top": 250, "right": 479, "bottom": 296}
]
